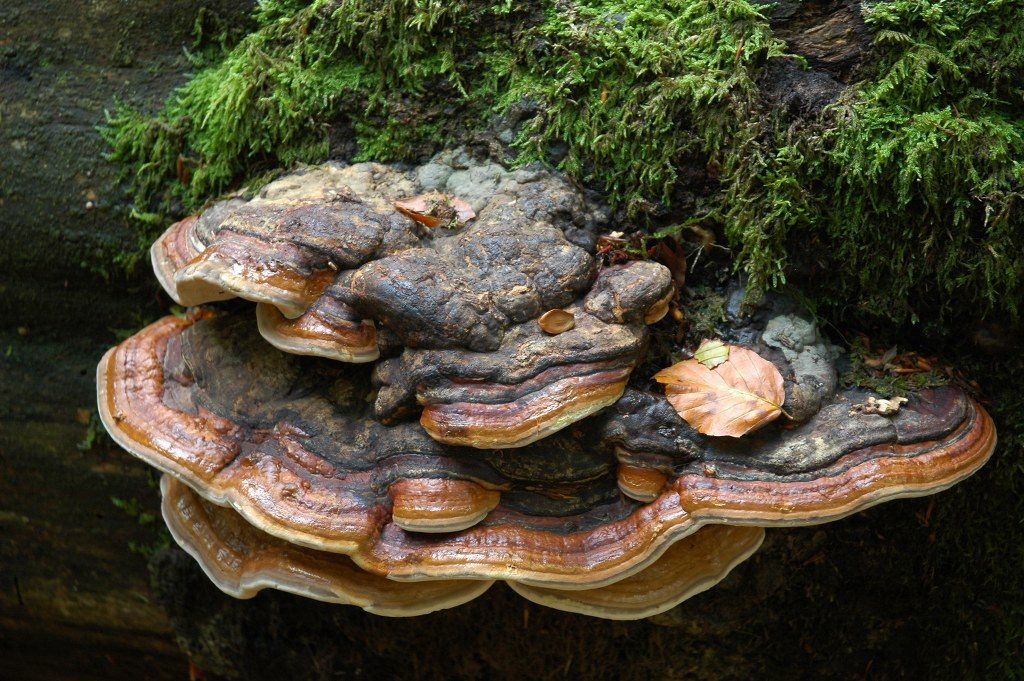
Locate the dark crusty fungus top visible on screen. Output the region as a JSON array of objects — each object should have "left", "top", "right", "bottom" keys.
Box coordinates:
[
  {"left": 152, "top": 162, "right": 604, "bottom": 351},
  {"left": 150, "top": 161, "right": 671, "bottom": 449},
  {"left": 100, "top": 153, "right": 995, "bottom": 619}
]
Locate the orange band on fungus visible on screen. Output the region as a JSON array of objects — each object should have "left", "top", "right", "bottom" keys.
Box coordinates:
[
  {"left": 97, "top": 313, "right": 995, "bottom": 590},
  {"left": 151, "top": 216, "right": 205, "bottom": 305},
  {"left": 617, "top": 463, "right": 669, "bottom": 503},
  {"left": 256, "top": 302, "right": 379, "bottom": 363},
  {"left": 175, "top": 234, "right": 336, "bottom": 317},
  {"left": 162, "top": 476, "right": 493, "bottom": 616},
  {"left": 509, "top": 525, "right": 764, "bottom": 619},
  {"left": 419, "top": 367, "right": 632, "bottom": 449},
  {"left": 163, "top": 475, "right": 763, "bottom": 618},
  {"left": 388, "top": 478, "right": 502, "bottom": 533}
]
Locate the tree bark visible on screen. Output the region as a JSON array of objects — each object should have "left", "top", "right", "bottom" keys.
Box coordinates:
[
  {"left": 0, "top": 1, "right": 250, "bottom": 678},
  {"left": 1, "top": 3, "right": 1011, "bottom": 680}
]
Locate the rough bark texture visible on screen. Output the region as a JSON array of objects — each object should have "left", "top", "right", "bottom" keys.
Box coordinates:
[
  {"left": 1, "top": 2, "right": 1017, "bottom": 680},
  {"left": 0, "top": 1, "right": 252, "bottom": 678}
]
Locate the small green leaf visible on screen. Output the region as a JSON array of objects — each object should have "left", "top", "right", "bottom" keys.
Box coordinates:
[{"left": 694, "top": 338, "right": 729, "bottom": 369}]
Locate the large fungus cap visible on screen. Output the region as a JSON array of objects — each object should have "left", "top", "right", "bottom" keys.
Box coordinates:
[
  {"left": 149, "top": 161, "right": 673, "bottom": 447},
  {"left": 107, "top": 155, "right": 995, "bottom": 619},
  {"left": 162, "top": 474, "right": 762, "bottom": 619},
  {"left": 97, "top": 309, "right": 994, "bottom": 594}
]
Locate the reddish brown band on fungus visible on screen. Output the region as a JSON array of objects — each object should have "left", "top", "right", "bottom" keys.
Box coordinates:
[
  {"left": 175, "top": 235, "right": 336, "bottom": 318},
  {"left": 617, "top": 463, "right": 668, "bottom": 503},
  {"left": 97, "top": 314, "right": 243, "bottom": 482},
  {"left": 385, "top": 292, "right": 656, "bottom": 449},
  {"left": 165, "top": 472, "right": 761, "bottom": 619},
  {"left": 388, "top": 478, "right": 502, "bottom": 533},
  {"left": 161, "top": 476, "right": 493, "bottom": 616},
  {"left": 419, "top": 366, "right": 633, "bottom": 449},
  {"left": 97, "top": 316, "right": 380, "bottom": 554},
  {"left": 509, "top": 525, "right": 764, "bottom": 620},
  {"left": 669, "top": 412, "right": 996, "bottom": 524},
  {"left": 97, "top": 314, "right": 995, "bottom": 589},
  {"left": 151, "top": 216, "right": 205, "bottom": 305},
  {"left": 256, "top": 302, "right": 379, "bottom": 363}
]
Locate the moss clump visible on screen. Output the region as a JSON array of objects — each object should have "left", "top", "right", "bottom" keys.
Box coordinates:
[
  {"left": 103, "top": 0, "right": 784, "bottom": 268},
  {"left": 498, "top": 0, "right": 785, "bottom": 214},
  {"left": 105, "top": 0, "right": 1024, "bottom": 332},
  {"left": 103, "top": 0, "right": 533, "bottom": 262},
  {"left": 732, "top": 1, "right": 1024, "bottom": 327}
]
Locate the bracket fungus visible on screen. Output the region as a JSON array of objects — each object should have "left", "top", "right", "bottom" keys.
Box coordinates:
[{"left": 101, "top": 153, "right": 996, "bottom": 619}]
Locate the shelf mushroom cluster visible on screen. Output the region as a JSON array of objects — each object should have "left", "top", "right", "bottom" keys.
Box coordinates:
[{"left": 98, "top": 155, "right": 996, "bottom": 619}]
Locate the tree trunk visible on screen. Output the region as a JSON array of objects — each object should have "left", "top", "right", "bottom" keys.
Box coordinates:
[
  {"left": 0, "top": 2, "right": 251, "bottom": 678},
  {"left": 1, "top": 2, "right": 1014, "bottom": 680}
]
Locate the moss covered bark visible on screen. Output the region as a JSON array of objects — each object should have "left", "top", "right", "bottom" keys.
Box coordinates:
[{"left": 104, "top": 0, "right": 1024, "bottom": 330}]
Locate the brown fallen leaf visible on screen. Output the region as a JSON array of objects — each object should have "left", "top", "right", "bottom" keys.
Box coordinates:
[
  {"left": 595, "top": 231, "right": 637, "bottom": 266},
  {"left": 654, "top": 345, "right": 786, "bottom": 437},
  {"left": 394, "top": 192, "right": 475, "bottom": 229},
  {"left": 650, "top": 240, "right": 687, "bottom": 288}
]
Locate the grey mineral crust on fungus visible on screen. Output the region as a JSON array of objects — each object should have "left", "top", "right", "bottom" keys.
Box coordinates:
[{"left": 762, "top": 313, "right": 840, "bottom": 422}]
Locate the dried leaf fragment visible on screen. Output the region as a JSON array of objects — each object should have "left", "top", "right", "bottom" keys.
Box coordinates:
[
  {"left": 651, "top": 240, "right": 687, "bottom": 288},
  {"left": 595, "top": 231, "right": 635, "bottom": 266},
  {"left": 394, "top": 192, "right": 475, "bottom": 229},
  {"left": 849, "top": 395, "right": 908, "bottom": 416},
  {"left": 654, "top": 345, "right": 785, "bottom": 437},
  {"left": 694, "top": 338, "right": 729, "bottom": 369},
  {"left": 539, "top": 309, "right": 575, "bottom": 335}
]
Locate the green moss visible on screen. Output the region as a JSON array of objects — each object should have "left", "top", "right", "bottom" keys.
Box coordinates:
[
  {"left": 841, "top": 337, "right": 950, "bottom": 397},
  {"left": 499, "top": 0, "right": 786, "bottom": 214},
  {"left": 732, "top": 0, "right": 1024, "bottom": 327},
  {"left": 111, "top": 474, "right": 173, "bottom": 559},
  {"left": 77, "top": 411, "right": 112, "bottom": 452},
  {"left": 683, "top": 285, "right": 729, "bottom": 342},
  {"left": 104, "top": 0, "right": 1024, "bottom": 330},
  {"left": 103, "top": 0, "right": 785, "bottom": 269},
  {"left": 102, "top": 0, "right": 531, "bottom": 266}
]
